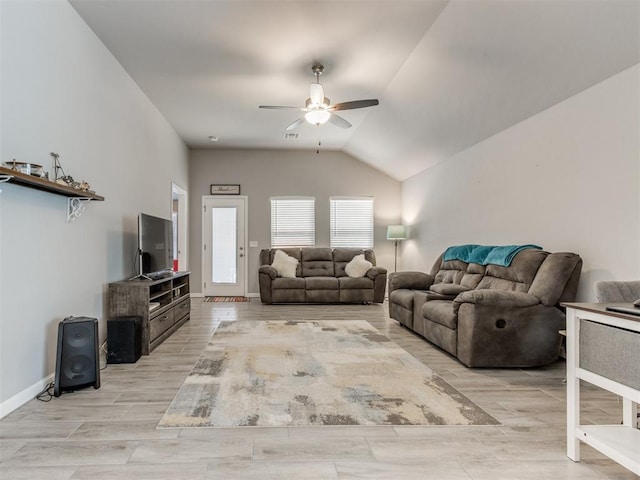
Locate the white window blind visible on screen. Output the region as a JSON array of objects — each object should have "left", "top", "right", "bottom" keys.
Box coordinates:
[
  {"left": 330, "top": 197, "right": 374, "bottom": 248},
  {"left": 271, "top": 197, "right": 315, "bottom": 247}
]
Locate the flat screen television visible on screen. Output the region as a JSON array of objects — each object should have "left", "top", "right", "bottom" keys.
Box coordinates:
[{"left": 138, "top": 213, "right": 174, "bottom": 278}]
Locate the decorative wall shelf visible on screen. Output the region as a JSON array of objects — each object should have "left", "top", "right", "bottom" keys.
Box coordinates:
[{"left": 0, "top": 166, "right": 104, "bottom": 221}]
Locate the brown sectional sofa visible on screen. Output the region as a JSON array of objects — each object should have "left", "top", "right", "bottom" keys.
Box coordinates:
[
  {"left": 259, "top": 247, "right": 387, "bottom": 304},
  {"left": 389, "top": 247, "right": 582, "bottom": 367}
]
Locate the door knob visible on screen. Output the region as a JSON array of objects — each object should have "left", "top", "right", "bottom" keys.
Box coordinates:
[{"left": 239, "top": 253, "right": 244, "bottom": 258}]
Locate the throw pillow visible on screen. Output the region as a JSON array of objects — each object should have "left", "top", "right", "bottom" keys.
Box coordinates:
[
  {"left": 345, "top": 254, "right": 373, "bottom": 278},
  {"left": 271, "top": 250, "right": 298, "bottom": 278}
]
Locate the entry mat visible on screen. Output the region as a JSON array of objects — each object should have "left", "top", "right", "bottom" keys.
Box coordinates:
[{"left": 204, "top": 296, "right": 250, "bottom": 303}]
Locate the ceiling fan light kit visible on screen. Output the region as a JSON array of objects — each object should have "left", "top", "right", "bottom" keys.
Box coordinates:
[
  {"left": 259, "top": 63, "right": 379, "bottom": 130},
  {"left": 305, "top": 109, "right": 331, "bottom": 126}
]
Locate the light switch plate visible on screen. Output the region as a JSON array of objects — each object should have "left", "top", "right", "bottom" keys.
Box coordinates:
[{"left": 249, "top": 241, "right": 258, "bottom": 247}]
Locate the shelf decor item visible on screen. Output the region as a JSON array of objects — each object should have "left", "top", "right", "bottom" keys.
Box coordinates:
[
  {"left": 51, "top": 152, "right": 92, "bottom": 191},
  {"left": 210, "top": 184, "right": 240, "bottom": 195},
  {"left": 3, "top": 160, "right": 46, "bottom": 178}
]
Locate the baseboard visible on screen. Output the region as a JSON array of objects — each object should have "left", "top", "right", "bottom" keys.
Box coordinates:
[
  {"left": 0, "top": 373, "right": 54, "bottom": 419},
  {"left": 246, "top": 293, "right": 259, "bottom": 298}
]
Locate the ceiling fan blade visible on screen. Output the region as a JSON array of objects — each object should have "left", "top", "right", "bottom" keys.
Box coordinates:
[
  {"left": 328, "top": 113, "right": 352, "bottom": 129},
  {"left": 285, "top": 118, "right": 305, "bottom": 131},
  {"left": 259, "top": 105, "right": 303, "bottom": 110},
  {"left": 330, "top": 99, "right": 379, "bottom": 111},
  {"left": 309, "top": 83, "right": 325, "bottom": 106}
]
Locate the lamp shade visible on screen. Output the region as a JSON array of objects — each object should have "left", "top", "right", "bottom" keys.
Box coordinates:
[{"left": 386, "top": 224, "right": 407, "bottom": 240}]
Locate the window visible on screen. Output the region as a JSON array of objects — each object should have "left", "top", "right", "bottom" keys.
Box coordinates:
[
  {"left": 330, "top": 197, "right": 374, "bottom": 248},
  {"left": 271, "top": 197, "right": 315, "bottom": 247}
]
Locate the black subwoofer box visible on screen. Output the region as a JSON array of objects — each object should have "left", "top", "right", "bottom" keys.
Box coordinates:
[
  {"left": 54, "top": 316, "right": 100, "bottom": 397},
  {"left": 107, "top": 316, "right": 142, "bottom": 364}
]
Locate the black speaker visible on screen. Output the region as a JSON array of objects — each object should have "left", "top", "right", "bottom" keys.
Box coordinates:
[
  {"left": 107, "top": 316, "right": 142, "bottom": 364},
  {"left": 54, "top": 316, "right": 100, "bottom": 397}
]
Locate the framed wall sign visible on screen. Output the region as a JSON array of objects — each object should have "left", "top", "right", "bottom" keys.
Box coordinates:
[{"left": 210, "top": 184, "right": 240, "bottom": 195}]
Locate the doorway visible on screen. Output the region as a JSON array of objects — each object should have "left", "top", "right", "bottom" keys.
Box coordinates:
[
  {"left": 171, "top": 183, "right": 188, "bottom": 271},
  {"left": 202, "top": 196, "right": 247, "bottom": 297}
]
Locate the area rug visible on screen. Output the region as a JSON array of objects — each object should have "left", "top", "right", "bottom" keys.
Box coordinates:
[
  {"left": 158, "top": 320, "right": 499, "bottom": 428},
  {"left": 203, "top": 296, "right": 250, "bottom": 302}
]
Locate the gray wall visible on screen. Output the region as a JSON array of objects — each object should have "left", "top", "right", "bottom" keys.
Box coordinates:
[
  {"left": 189, "top": 149, "right": 401, "bottom": 295},
  {"left": 400, "top": 64, "right": 640, "bottom": 302},
  {"left": 0, "top": 1, "right": 189, "bottom": 412}
]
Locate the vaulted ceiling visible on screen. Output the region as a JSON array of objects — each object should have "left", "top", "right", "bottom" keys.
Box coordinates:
[{"left": 70, "top": 0, "right": 639, "bottom": 181}]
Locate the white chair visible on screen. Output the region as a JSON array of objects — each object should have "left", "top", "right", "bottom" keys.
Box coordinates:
[{"left": 594, "top": 280, "right": 640, "bottom": 303}]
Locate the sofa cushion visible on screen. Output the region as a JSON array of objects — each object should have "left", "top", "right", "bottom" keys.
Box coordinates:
[
  {"left": 461, "top": 263, "right": 485, "bottom": 289},
  {"left": 338, "top": 276, "right": 373, "bottom": 289},
  {"left": 273, "top": 289, "right": 305, "bottom": 303},
  {"left": 305, "top": 276, "right": 339, "bottom": 290},
  {"left": 434, "top": 259, "right": 468, "bottom": 285},
  {"left": 307, "top": 289, "right": 340, "bottom": 303},
  {"left": 300, "top": 248, "right": 334, "bottom": 277},
  {"left": 272, "top": 277, "right": 306, "bottom": 289},
  {"left": 345, "top": 254, "right": 372, "bottom": 278},
  {"left": 340, "top": 288, "right": 373, "bottom": 303},
  {"left": 423, "top": 300, "right": 458, "bottom": 330},
  {"left": 391, "top": 302, "right": 414, "bottom": 328},
  {"left": 306, "top": 275, "right": 340, "bottom": 302},
  {"left": 423, "top": 317, "right": 458, "bottom": 356},
  {"left": 430, "top": 283, "right": 470, "bottom": 296},
  {"left": 412, "top": 291, "right": 430, "bottom": 336},
  {"left": 271, "top": 250, "right": 299, "bottom": 278},
  {"left": 389, "top": 289, "right": 415, "bottom": 310},
  {"left": 476, "top": 249, "right": 547, "bottom": 292}
]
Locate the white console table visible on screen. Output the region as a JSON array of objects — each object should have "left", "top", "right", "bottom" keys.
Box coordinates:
[{"left": 564, "top": 303, "right": 640, "bottom": 476}]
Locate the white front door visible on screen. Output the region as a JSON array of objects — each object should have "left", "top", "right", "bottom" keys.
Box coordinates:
[{"left": 202, "top": 196, "right": 247, "bottom": 296}]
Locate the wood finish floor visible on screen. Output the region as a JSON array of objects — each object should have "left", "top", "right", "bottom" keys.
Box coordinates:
[{"left": 0, "top": 299, "right": 637, "bottom": 479}]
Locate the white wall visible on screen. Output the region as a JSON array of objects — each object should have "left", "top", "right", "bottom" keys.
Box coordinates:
[
  {"left": 189, "top": 149, "right": 401, "bottom": 295},
  {"left": 0, "top": 1, "right": 189, "bottom": 414},
  {"left": 401, "top": 64, "right": 640, "bottom": 301}
]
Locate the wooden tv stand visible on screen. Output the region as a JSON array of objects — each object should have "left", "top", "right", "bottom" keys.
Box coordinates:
[{"left": 108, "top": 272, "right": 190, "bottom": 355}]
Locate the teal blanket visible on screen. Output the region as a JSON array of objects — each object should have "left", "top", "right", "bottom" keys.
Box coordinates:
[{"left": 443, "top": 244, "right": 542, "bottom": 267}]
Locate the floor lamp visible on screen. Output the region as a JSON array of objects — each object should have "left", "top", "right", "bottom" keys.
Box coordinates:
[{"left": 386, "top": 225, "right": 407, "bottom": 272}]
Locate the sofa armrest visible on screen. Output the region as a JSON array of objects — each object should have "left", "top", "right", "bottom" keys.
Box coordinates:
[
  {"left": 258, "top": 266, "right": 277, "bottom": 304},
  {"left": 452, "top": 289, "right": 540, "bottom": 314},
  {"left": 366, "top": 267, "right": 387, "bottom": 303},
  {"left": 366, "top": 266, "right": 387, "bottom": 280},
  {"left": 258, "top": 265, "right": 277, "bottom": 280},
  {"left": 388, "top": 271, "right": 434, "bottom": 293}
]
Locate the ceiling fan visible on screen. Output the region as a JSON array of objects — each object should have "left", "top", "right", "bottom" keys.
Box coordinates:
[{"left": 259, "top": 64, "right": 379, "bottom": 131}]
